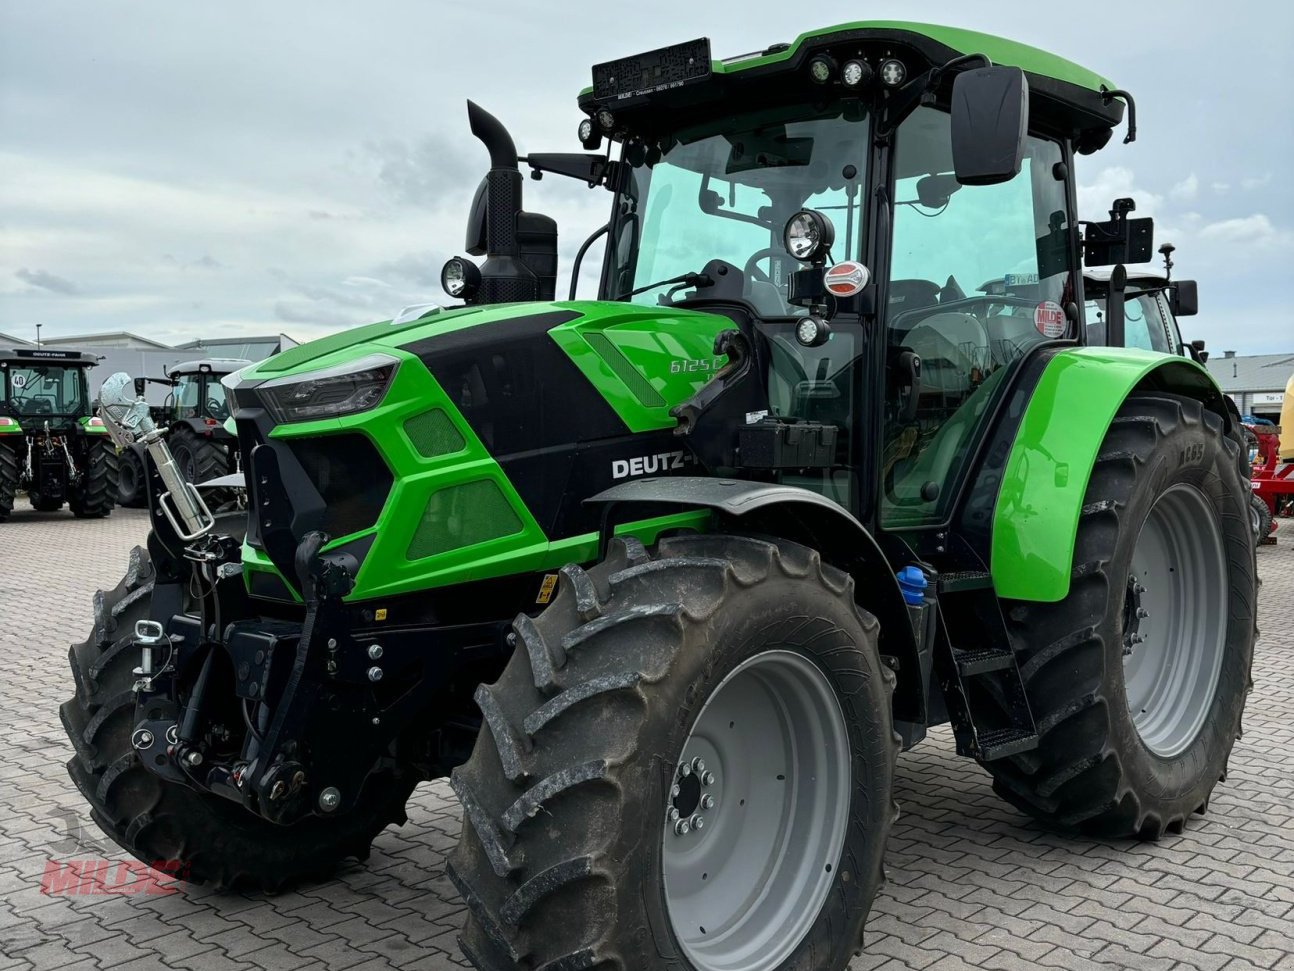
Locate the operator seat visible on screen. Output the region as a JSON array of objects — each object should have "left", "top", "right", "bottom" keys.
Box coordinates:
[{"left": 902, "top": 311, "right": 989, "bottom": 400}]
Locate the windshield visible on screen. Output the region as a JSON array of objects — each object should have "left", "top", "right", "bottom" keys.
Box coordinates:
[
  {"left": 607, "top": 105, "right": 869, "bottom": 316},
  {"left": 1084, "top": 284, "right": 1178, "bottom": 353},
  {"left": 4, "top": 364, "right": 88, "bottom": 417}
]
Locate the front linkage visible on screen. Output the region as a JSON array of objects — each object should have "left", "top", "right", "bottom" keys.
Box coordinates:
[{"left": 96, "top": 375, "right": 482, "bottom": 832}]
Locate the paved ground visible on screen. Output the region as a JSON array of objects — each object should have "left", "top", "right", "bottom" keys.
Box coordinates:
[{"left": 0, "top": 505, "right": 1291, "bottom": 971}]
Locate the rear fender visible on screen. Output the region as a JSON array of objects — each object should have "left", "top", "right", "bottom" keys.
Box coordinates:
[
  {"left": 587, "top": 477, "right": 923, "bottom": 722},
  {"left": 991, "top": 348, "right": 1231, "bottom": 602}
]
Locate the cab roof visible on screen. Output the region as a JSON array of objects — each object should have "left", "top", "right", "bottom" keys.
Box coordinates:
[
  {"left": 579, "top": 22, "right": 1123, "bottom": 143},
  {"left": 0, "top": 347, "right": 99, "bottom": 366},
  {"left": 169, "top": 358, "right": 252, "bottom": 377}
]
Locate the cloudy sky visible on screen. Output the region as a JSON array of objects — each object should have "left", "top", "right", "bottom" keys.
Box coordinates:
[{"left": 2, "top": 1, "right": 1290, "bottom": 353}]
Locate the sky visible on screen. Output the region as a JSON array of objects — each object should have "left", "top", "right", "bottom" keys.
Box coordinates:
[{"left": 1, "top": 1, "right": 1291, "bottom": 353}]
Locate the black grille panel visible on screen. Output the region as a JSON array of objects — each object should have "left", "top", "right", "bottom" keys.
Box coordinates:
[{"left": 285, "top": 434, "right": 392, "bottom": 539}]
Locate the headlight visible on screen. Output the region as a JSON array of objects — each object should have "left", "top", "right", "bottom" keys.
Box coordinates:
[
  {"left": 258, "top": 354, "right": 398, "bottom": 424},
  {"left": 441, "top": 256, "right": 481, "bottom": 301},
  {"left": 783, "top": 209, "right": 835, "bottom": 264}
]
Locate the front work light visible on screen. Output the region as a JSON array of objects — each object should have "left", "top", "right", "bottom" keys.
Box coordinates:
[
  {"left": 808, "top": 55, "right": 836, "bottom": 84},
  {"left": 842, "top": 59, "right": 873, "bottom": 88},
  {"left": 258, "top": 354, "right": 399, "bottom": 425},
  {"left": 783, "top": 210, "right": 835, "bottom": 264},
  {"left": 596, "top": 108, "right": 616, "bottom": 132},
  {"left": 796, "top": 315, "right": 831, "bottom": 348},
  {"left": 441, "top": 256, "right": 481, "bottom": 301},
  {"left": 578, "top": 117, "right": 601, "bottom": 150},
  {"left": 879, "top": 58, "right": 907, "bottom": 87}
]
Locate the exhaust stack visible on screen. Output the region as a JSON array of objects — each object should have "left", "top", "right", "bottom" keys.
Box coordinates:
[{"left": 466, "top": 101, "right": 538, "bottom": 303}]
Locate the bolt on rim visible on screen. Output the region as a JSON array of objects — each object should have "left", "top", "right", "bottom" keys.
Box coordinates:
[
  {"left": 1122, "top": 483, "right": 1228, "bottom": 758},
  {"left": 662, "top": 649, "right": 851, "bottom": 971}
]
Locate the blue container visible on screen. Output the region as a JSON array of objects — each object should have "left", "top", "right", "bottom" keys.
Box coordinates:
[{"left": 896, "top": 566, "right": 928, "bottom": 606}]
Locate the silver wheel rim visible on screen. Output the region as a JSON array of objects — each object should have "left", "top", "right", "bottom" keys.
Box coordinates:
[
  {"left": 662, "top": 649, "right": 851, "bottom": 971},
  {"left": 1122, "top": 483, "right": 1228, "bottom": 757}
]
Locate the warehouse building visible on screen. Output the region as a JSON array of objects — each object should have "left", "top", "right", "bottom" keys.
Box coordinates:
[{"left": 1206, "top": 351, "right": 1294, "bottom": 422}]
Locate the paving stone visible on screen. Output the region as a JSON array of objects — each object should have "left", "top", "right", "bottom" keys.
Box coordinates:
[{"left": 1, "top": 493, "right": 1291, "bottom": 971}]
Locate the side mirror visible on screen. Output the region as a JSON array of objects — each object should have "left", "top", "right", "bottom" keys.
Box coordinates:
[
  {"left": 133, "top": 377, "right": 146, "bottom": 397},
  {"left": 951, "top": 66, "right": 1029, "bottom": 186},
  {"left": 1190, "top": 338, "right": 1209, "bottom": 364},
  {"left": 1171, "top": 280, "right": 1198, "bottom": 317}
]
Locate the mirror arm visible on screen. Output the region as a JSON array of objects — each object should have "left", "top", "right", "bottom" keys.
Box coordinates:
[
  {"left": 1100, "top": 86, "right": 1137, "bottom": 144},
  {"left": 876, "top": 53, "right": 993, "bottom": 142},
  {"left": 1106, "top": 264, "right": 1128, "bottom": 347},
  {"left": 569, "top": 224, "right": 610, "bottom": 300}
]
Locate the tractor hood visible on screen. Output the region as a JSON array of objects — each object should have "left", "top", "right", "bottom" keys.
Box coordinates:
[
  {"left": 227, "top": 299, "right": 731, "bottom": 602},
  {"left": 233, "top": 300, "right": 732, "bottom": 434}
]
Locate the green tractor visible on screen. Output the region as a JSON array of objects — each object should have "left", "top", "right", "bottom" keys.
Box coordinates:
[
  {"left": 117, "top": 358, "right": 248, "bottom": 508},
  {"left": 1, "top": 347, "right": 117, "bottom": 520},
  {"left": 64, "top": 22, "right": 1256, "bottom": 971}
]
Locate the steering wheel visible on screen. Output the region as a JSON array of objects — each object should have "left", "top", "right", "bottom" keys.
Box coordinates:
[
  {"left": 206, "top": 398, "right": 229, "bottom": 422},
  {"left": 743, "top": 247, "right": 799, "bottom": 315},
  {"left": 743, "top": 247, "right": 796, "bottom": 287}
]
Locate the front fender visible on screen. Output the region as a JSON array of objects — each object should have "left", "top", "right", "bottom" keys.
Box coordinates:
[
  {"left": 991, "top": 348, "right": 1228, "bottom": 602},
  {"left": 588, "top": 477, "right": 922, "bottom": 722}
]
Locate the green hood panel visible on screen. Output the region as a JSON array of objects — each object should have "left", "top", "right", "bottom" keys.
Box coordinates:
[
  {"left": 240, "top": 299, "right": 731, "bottom": 433},
  {"left": 991, "top": 348, "right": 1219, "bottom": 602}
]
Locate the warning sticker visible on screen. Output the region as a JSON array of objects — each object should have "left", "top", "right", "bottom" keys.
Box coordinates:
[{"left": 1034, "top": 301, "right": 1066, "bottom": 338}]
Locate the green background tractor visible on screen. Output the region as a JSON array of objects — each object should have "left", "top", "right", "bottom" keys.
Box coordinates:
[
  {"left": 1, "top": 347, "right": 117, "bottom": 520},
  {"left": 62, "top": 21, "right": 1255, "bottom": 971},
  {"left": 116, "top": 357, "right": 247, "bottom": 507}
]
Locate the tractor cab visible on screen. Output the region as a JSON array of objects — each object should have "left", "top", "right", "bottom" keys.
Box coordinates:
[
  {"left": 445, "top": 24, "right": 1142, "bottom": 536},
  {"left": 1083, "top": 242, "right": 1203, "bottom": 360},
  {"left": 164, "top": 358, "right": 244, "bottom": 427},
  {"left": 0, "top": 347, "right": 116, "bottom": 520},
  {"left": 0, "top": 347, "right": 96, "bottom": 434}
]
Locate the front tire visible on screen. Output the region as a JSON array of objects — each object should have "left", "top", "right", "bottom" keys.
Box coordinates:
[
  {"left": 116, "top": 446, "right": 148, "bottom": 508},
  {"left": 170, "top": 425, "right": 228, "bottom": 486},
  {"left": 988, "top": 394, "right": 1255, "bottom": 837},
  {"left": 449, "top": 534, "right": 899, "bottom": 971}
]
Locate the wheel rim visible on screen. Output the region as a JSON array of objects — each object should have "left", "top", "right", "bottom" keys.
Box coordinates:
[
  {"left": 662, "top": 650, "right": 851, "bottom": 971},
  {"left": 1122, "top": 483, "right": 1228, "bottom": 758}
]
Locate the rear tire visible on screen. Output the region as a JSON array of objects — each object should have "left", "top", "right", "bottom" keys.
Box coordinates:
[
  {"left": 1250, "top": 493, "right": 1273, "bottom": 544},
  {"left": 988, "top": 394, "right": 1255, "bottom": 838},
  {"left": 0, "top": 443, "right": 16, "bottom": 521},
  {"left": 116, "top": 446, "right": 147, "bottom": 508},
  {"left": 60, "top": 532, "right": 418, "bottom": 891},
  {"left": 69, "top": 439, "right": 118, "bottom": 518},
  {"left": 449, "top": 534, "right": 899, "bottom": 971}
]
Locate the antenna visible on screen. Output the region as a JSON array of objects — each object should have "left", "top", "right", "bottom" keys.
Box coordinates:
[{"left": 1158, "top": 241, "right": 1175, "bottom": 281}]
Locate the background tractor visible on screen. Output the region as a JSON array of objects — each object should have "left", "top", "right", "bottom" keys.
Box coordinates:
[
  {"left": 63, "top": 22, "right": 1256, "bottom": 971},
  {"left": 1, "top": 347, "right": 117, "bottom": 520},
  {"left": 116, "top": 358, "right": 247, "bottom": 507}
]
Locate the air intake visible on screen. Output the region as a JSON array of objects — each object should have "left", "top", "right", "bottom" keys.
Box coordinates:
[
  {"left": 404, "top": 410, "right": 466, "bottom": 458},
  {"left": 407, "top": 480, "right": 523, "bottom": 560}
]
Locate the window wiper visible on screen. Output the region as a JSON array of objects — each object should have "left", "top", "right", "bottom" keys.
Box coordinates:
[{"left": 625, "top": 270, "right": 713, "bottom": 299}]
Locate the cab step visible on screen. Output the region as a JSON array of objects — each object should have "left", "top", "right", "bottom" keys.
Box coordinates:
[
  {"left": 974, "top": 727, "right": 1039, "bottom": 761},
  {"left": 938, "top": 570, "right": 994, "bottom": 594},
  {"left": 954, "top": 648, "right": 1015, "bottom": 676}
]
